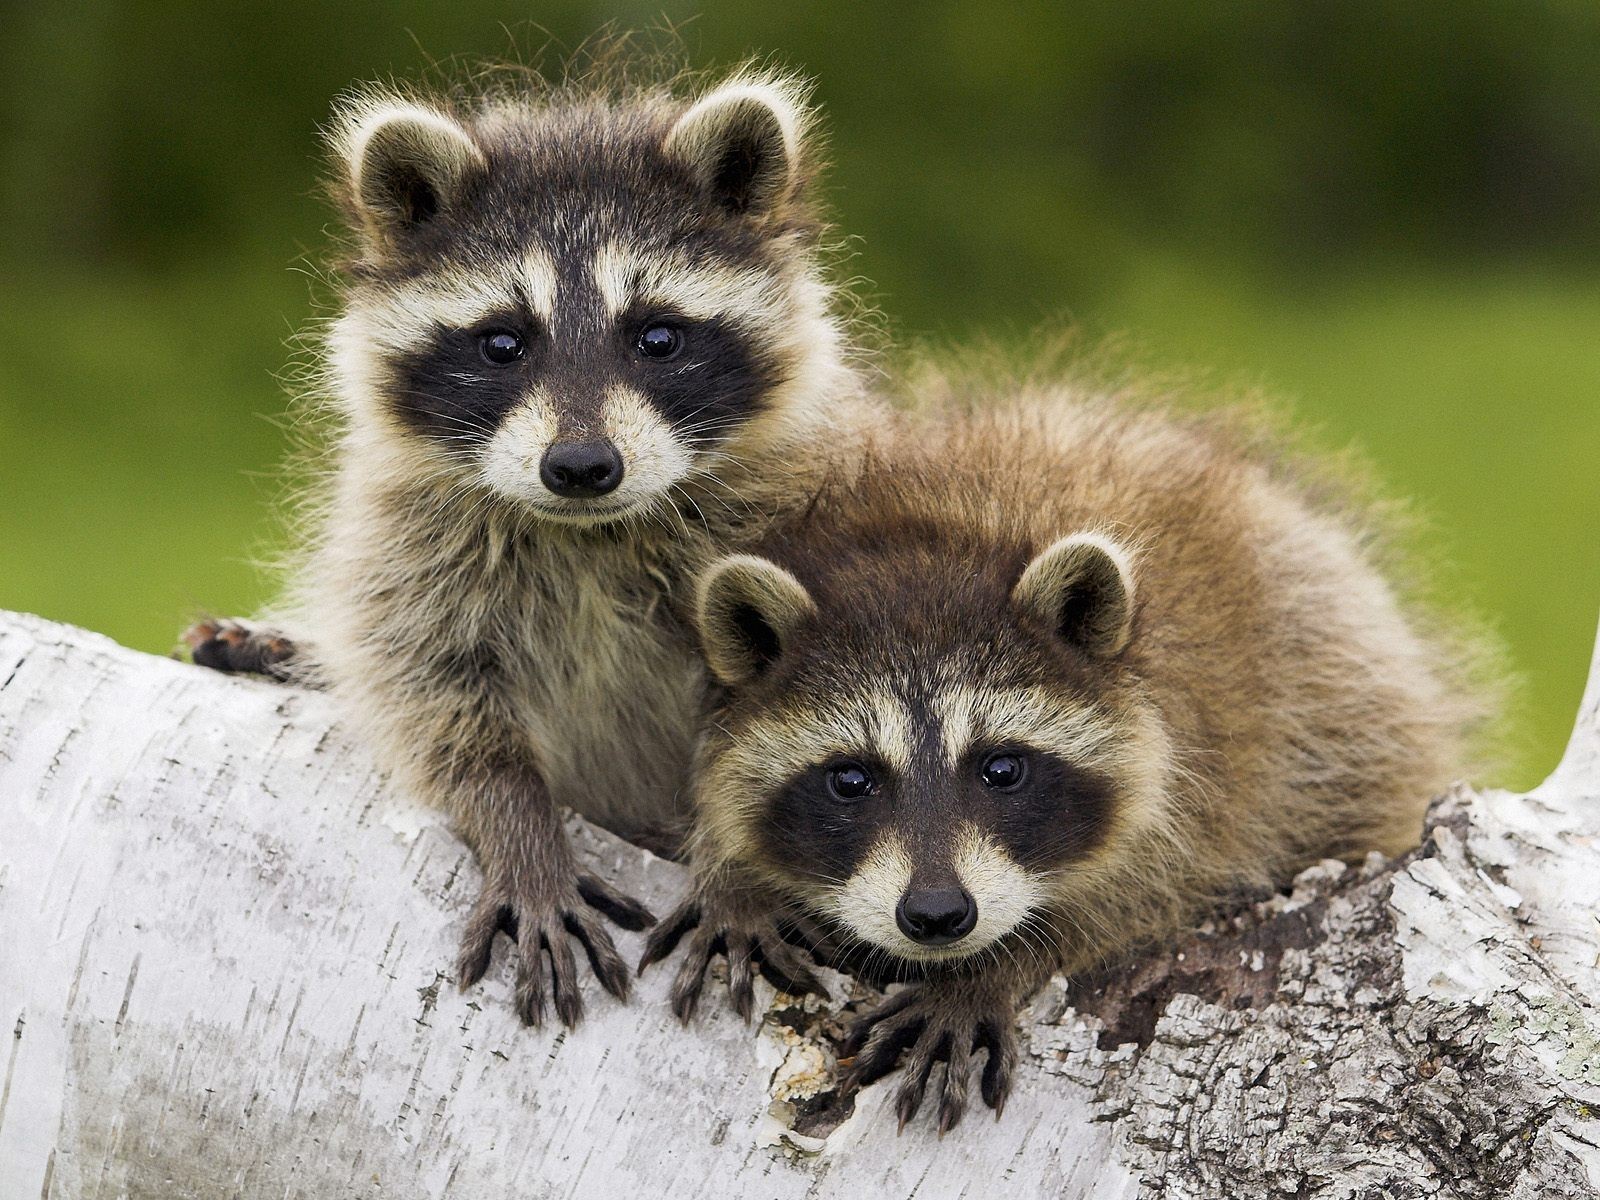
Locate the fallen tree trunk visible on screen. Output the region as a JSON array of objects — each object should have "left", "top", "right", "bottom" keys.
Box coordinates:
[{"left": 0, "top": 608, "right": 1596, "bottom": 1199}]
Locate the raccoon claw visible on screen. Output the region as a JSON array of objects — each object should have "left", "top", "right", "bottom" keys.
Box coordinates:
[
  {"left": 638, "top": 891, "right": 823, "bottom": 1022},
  {"left": 456, "top": 872, "right": 652, "bottom": 1028},
  {"left": 183, "top": 617, "right": 299, "bottom": 682},
  {"left": 838, "top": 983, "right": 1019, "bottom": 1133},
  {"left": 576, "top": 873, "right": 656, "bottom": 931}
]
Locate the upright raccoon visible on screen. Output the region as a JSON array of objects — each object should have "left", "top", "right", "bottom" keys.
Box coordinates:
[
  {"left": 646, "top": 383, "right": 1485, "bottom": 1130},
  {"left": 186, "top": 67, "right": 876, "bottom": 1027}
]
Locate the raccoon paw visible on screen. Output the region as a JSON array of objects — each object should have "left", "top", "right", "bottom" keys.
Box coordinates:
[
  {"left": 455, "top": 872, "right": 655, "bottom": 1029},
  {"left": 637, "top": 889, "right": 824, "bottom": 1022},
  {"left": 837, "top": 981, "right": 1021, "bottom": 1134},
  {"left": 182, "top": 618, "right": 298, "bottom": 682}
]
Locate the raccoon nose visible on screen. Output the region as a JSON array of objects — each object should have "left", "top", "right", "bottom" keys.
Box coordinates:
[
  {"left": 540, "top": 439, "right": 624, "bottom": 498},
  {"left": 896, "top": 886, "right": 977, "bottom": 946}
]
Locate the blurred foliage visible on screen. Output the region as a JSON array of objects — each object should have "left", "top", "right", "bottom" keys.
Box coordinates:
[{"left": 1, "top": 1, "right": 1596, "bottom": 787}]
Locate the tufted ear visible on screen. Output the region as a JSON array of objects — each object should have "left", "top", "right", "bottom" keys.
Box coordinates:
[
  {"left": 1012, "top": 533, "right": 1136, "bottom": 658},
  {"left": 695, "top": 554, "right": 816, "bottom": 685},
  {"left": 664, "top": 74, "right": 809, "bottom": 219},
  {"left": 334, "top": 95, "right": 484, "bottom": 248}
]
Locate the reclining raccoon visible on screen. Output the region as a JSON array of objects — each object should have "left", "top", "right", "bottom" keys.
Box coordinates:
[{"left": 646, "top": 386, "right": 1484, "bottom": 1131}]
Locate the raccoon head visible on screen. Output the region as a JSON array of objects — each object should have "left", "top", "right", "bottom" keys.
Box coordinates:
[
  {"left": 325, "top": 71, "right": 843, "bottom": 526},
  {"left": 692, "top": 533, "right": 1171, "bottom": 966}
]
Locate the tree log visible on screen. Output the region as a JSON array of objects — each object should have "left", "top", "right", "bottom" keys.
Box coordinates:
[{"left": 1, "top": 608, "right": 1596, "bottom": 1198}]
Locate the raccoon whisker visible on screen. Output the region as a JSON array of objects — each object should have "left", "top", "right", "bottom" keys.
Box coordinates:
[
  {"left": 664, "top": 484, "right": 713, "bottom": 532},
  {"left": 672, "top": 414, "right": 749, "bottom": 438},
  {"left": 1009, "top": 914, "right": 1055, "bottom": 976},
  {"left": 674, "top": 480, "right": 741, "bottom": 522}
]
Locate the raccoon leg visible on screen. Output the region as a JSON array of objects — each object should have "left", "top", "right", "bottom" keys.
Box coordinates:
[
  {"left": 638, "top": 870, "right": 823, "bottom": 1022},
  {"left": 837, "top": 959, "right": 1041, "bottom": 1133},
  {"left": 182, "top": 617, "right": 302, "bottom": 683},
  {"left": 454, "top": 762, "right": 655, "bottom": 1027}
]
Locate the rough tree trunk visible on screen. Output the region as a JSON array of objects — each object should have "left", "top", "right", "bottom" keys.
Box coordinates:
[{"left": 1, "top": 607, "right": 1596, "bottom": 1199}]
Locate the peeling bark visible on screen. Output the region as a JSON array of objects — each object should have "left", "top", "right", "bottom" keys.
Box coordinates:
[{"left": 1, "top": 609, "right": 1596, "bottom": 1198}]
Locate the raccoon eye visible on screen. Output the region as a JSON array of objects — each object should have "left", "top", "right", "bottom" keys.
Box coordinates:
[
  {"left": 826, "top": 762, "right": 876, "bottom": 802},
  {"left": 636, "top": 324, "right": 683, "bottom": 361},
  {"left": 980, "top": 752, "right": 1027, "bottom": 791},
  {"left": 479, "top": 330, "right": 525, "bottom": 365}
]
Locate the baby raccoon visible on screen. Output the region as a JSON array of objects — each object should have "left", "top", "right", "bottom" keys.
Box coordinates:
[
  {"left": 644, "top": 387, "right": 1482, "bottom": 1131},
  {"left": 186, "top": 65, "right": 878, "bottom": 1027}
]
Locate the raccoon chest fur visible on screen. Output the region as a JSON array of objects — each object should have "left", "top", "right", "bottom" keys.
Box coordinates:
[
  {"left": 303, "top": 478, "right": 714, "bottom": 849},
  {"left": 511, "top": 535, "right": 707, "bottom": 841}
]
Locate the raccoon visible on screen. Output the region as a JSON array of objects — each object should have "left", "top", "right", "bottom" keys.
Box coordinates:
[
  {"left": 185, "top": 65, "right": 879, "bottom": 1027},
  {"left": 643, "top": 385, "right": 1484, "bottom": 1130}
]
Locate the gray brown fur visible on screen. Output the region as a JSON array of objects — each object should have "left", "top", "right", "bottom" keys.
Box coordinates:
[{"left": 663, "top": 376, "right": 1489, "bottom": 1130}]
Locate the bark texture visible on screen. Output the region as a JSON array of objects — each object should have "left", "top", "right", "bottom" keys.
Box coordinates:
[{"left": 1, "top": 608, "right": 1596, "bottom": 1199}]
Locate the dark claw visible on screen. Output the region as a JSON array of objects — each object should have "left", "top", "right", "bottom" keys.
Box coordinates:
[
  {"left": 577, "top": 874, "right": 656, "bottom": 931},
  {"left": 840, "top": 987, "right": 921, "bottom": 1058},
  {"left": 638, "top": 899, "right": 701, "bottom": 974},
  {"left": 669, "top": 928, "right": 716, "bottom": 1021},
  {"left": 513, "top": 936, "right": 549, "bottom": 1027},
  {"left": 455, "top": 897, "right": 506, "bottom": 989},
  {"left": 755, "top": 937, "right": 825, "bottom": 998},
  {"left": 894, "top": 1044, "right": 940, "bottom": 1133},
  {"left": 976, "top": 1020, "right": 1017, "bottom": 1115},
  {"left": 726, "top": 934, "right": 757, "bottom": 1021},
  {"left": 564, "top": 909, "right": 630, "bottom": 1001},
  {"left": 938, "top": 1037, "right": 972, "bottom": 1135},
  {"left": 546, "top": 928, "right": 583, "bottom": 1027},
  {"left": 841, "top": 1010, "right": 923, "bottom": 1092}
]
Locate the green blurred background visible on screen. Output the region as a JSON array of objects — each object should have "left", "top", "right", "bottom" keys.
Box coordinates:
[{"left": 2, "top": 2, "right": 1596, "bottom": 787}]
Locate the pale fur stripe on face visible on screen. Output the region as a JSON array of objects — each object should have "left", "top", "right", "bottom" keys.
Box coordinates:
[
  {"left": 722, "top": 685, "right": 915, "bottom": 792},
  {"left": 820, "top": 832, "right": 916, "bottom": 954},
  {"left": 480, "top": 391, "right": 559, "bottom": 502},
  {"left": 934, "top": 684, "right": 1117, "bottom": 768},
  {"left": 592, "top": 242, "right": 790, "bottom": 332},
  {"left": 601, "top": 386, "right": 694, "bottom": 510},
  {"left": 823, "top": 826, "right": 1044, "bottom": 964},
  {"left": 949, "top": 825, "right": 1047, "bottom": 954}
]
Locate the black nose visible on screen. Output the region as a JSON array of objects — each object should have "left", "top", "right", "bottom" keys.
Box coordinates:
[
  {"left": 895, "top": 886, "right": 977, "bottom": 945},
  {"left": 539, "top": 439, "right": 624, "bottom": 498}
]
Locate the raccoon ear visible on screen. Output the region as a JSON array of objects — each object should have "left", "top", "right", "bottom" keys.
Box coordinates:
[
  {"left": 336, "top": 99, "right": 484, "bottom": 247},
  {"left": 664, "top": 77, "right": 807, "bottom": 219},
  {"left": 695, "top": 554, "right": 816, "bottom": 685},
  {"left": 1013, "top": 533, "right": 1136, "bottom": 658}
]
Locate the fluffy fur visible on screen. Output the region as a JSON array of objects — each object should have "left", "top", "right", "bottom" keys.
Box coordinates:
[
  {"left": 647, "top": 375, "right": 1491, "bottom": 1130},
  {"left": 187, "top": 61, "right": 879, "bottom": 1028}
]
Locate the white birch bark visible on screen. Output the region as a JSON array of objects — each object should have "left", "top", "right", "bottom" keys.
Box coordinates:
[{"left": 1, "top": 607, "right": 1595, "bottom": 1199}]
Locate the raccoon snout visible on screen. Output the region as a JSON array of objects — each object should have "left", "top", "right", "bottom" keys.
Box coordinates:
[
  {"left": 540, "top": 439, "right": 624, "bottom": 499},
  {"left": 895, "top": 886, "right": 977, "bottom": 946}
]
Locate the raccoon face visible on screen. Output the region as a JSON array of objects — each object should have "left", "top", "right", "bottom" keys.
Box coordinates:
[
  {"left": 693, "top": 535, "right": 1166, "bottom": 965},
  {"left": 326, "top": 74, "right": 836, "bottom": 526}
]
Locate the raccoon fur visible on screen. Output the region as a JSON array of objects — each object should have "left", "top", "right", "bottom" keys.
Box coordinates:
[
  {"left": 643, "top": 380, "right": 1487, "bottom": 1130},
  {"left": 185, "top": 64, "right": 879, "bottom": 1027}
]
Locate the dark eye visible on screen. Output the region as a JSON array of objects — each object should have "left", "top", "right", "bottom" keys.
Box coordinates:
[
  {"left": 980, "top": 752, "right": 1027, "bottom": 791},
  {"left": 827, "top": 762, "right": 875, "bottom": 802},
  {"left": 636, "top": 324, "right": 683, "bottom": 360},
  {"left": 480, "top": 330, "right": 524, "bottom": 365}
]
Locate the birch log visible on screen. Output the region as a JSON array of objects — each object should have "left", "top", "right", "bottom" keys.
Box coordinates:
[{"left": 1, "top": 607, "right": 1597, "bottom": 1199}]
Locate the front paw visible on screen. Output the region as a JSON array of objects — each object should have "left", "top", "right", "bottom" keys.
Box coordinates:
[
  {"left": 637, "top": 889, "right": 823, "bottom": 1022},
  {"left": 838, "top": 979, "right": 1020, "bottom": 1134},
  {"left": 456, "top": 871, "right": 654, "bottom": 1028}
]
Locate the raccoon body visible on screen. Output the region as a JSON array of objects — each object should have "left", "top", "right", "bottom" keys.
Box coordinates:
[
  {"left": 652, "top": 381, "right": 1484, "bottom": 1129},
  {"left": 189, "top": 66, "right": 879, "bottom": 1027}
]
